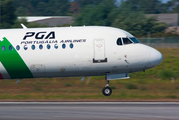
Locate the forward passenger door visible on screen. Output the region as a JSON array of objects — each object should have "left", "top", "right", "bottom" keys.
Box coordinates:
[{"left": 93, "top": 39, "right": 107, "bottom": 63}]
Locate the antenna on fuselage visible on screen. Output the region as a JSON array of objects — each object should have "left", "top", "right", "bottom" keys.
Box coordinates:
[{"left": 21, "top": 24, "right": 27, "bottom": 29}]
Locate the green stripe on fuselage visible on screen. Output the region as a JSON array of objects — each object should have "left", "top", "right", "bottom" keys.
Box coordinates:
[{"left": 0, "top": 37, "right": 33, "bottom": 79}]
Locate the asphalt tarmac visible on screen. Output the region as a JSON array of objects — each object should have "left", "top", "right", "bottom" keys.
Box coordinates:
[{"left": 0, "top": 102, "right": 179, "bottom": 120}]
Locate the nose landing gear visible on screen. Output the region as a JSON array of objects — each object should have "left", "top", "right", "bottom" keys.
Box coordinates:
[{"left": 102, "top": 77, "right": 112, "bottom": 96}]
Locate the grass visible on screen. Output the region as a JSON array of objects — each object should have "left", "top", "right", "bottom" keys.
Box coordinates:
[
  {"left": 158, "top": 70, "right": 175, "bottom": 79},
  {"left": 0, "top": 48, "right": 179, "bottom": 100},
  {"left": 65, "top": 83, "right": 72, "bottom": 87},
  {"left": 125, "top": 84, "right": 138, "bottom": 89},
  {"left": 110, "top": 86, "right": 116, "bottom": 89}
]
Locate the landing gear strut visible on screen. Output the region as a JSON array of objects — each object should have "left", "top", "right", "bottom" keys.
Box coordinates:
[{"left": 102, "top": 77, "right": 112, "bottom": 96}]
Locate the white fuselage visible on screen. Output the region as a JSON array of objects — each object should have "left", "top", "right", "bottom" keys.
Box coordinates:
[{"left": 0, "top": 26, "right": 162, "bottom": 79}]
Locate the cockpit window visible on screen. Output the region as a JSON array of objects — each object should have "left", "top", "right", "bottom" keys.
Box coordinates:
[
  {"left": 116, "top": 38, "right": 122, "bottom": 45},
  {"left": 129, "top": 37, "right": 140, "bottom": 43},
  {"left": 122, "top": 38, "right": 133, "bottom": 45}
]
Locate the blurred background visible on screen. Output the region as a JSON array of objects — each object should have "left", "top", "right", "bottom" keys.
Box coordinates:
[
  {"left": 0, "top": 0, "right": 179, "bottom": 47},
  {"left": 0, "top": 0, "right": 179, "bottom": 100}
]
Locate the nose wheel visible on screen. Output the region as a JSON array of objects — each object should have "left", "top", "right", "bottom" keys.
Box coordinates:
[
  {"left": 102, "top": 79, "right": 112, "bottom": 96},
  {"left": 102, "top": 86, "right": 112, "bottom": 96}
]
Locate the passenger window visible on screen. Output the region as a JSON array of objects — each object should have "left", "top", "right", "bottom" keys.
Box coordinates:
[
  {"left": 54, "top": 44, "right": 58, "bottom": 49},
  {"left": 39, "top": 44, "right": 43, "bottom": 50},
  {"left": 9, "top": 45, "right": 13, "bottom": 51},
  {"left": 70, "top": 43, "right": 74, "bottom": 49},
  {"left": 32, "top": 45, "right": 35, "bottom": 50},
  {"left": 47, "top": 44, "right": 51, "bottom": 49},
  {"left": 123, "top": 38, "right": 133, "bottom": 45},
  {"left": 62, "top": 44, "right": 66, "bottom": 49},
  {"left": 24, "top": 45, "right": 28, "bottom": 50},
  {"left": 2, "top": 46, "right": 5, "bottom": 51},
  {"left": 16, "top": 45, "right": 20, "bottom": 50},
  {"left": 116, "top": 38, "right": 122, "bottom": 45}
]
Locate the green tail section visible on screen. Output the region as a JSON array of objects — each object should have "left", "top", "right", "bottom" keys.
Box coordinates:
[{"left": 0, "top": 37, "right": 33, "bottom": 79}]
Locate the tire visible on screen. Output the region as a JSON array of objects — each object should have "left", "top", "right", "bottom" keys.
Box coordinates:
[{"left": 102, "top": 86, "right": 112, "bottom": 96}]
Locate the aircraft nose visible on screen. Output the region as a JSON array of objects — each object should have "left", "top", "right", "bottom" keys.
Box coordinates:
[{"left": 149, "top": 48, "right": 163, "bottom": 67}]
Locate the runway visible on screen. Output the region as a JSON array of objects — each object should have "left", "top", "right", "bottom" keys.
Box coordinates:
[{"left": 0, "top": 102, "right": 179, "bottom": 120}]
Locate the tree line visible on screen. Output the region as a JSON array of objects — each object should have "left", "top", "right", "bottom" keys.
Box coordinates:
[
  {"left": 12, "top": 0, "right": 179, "bottom": 16},
  {"left": 0, "top": 0, "right": 178, "bottom": 36}
]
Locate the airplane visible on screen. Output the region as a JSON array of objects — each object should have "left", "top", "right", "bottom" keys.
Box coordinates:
[{"left": 0, "top": 25, "right": 163, "bottom": 96}]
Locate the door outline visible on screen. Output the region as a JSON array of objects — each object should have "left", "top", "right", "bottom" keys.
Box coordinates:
[{"left": 93, "top": 39, "right": 107, "bottom": 63}]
